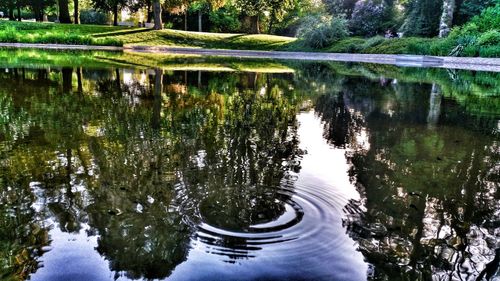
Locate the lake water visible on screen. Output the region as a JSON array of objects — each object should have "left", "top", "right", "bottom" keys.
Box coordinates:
[{"left": 0, "top": 50, "right": 499, "bottom": 281}]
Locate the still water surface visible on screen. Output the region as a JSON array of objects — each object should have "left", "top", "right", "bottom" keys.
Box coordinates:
[{"left": 0, "top": 52, "right": 499, "bottom": 281}]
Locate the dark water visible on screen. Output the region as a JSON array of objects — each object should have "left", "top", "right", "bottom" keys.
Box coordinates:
[{"left": 0, "top": 53, "right": 499, "bottom": 281}]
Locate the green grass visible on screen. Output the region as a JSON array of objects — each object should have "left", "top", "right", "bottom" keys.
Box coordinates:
[
  {"left": 0, "top": 21, "right": 295, "bottom": 50},
  {"left": 0, "top": 21, "right": 498, "bottom": 57},
  {"left": 105, "top": 29, "right": 296, "bottom": 50}
]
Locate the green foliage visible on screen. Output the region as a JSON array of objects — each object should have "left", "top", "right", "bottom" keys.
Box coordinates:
[
  {"left": 80, "top": 9, "right": 110, "bottom": 25},
  {"left": 0, "top": 26, "right": 19, "bottom": 42},
  {"left": 456, "top": 0, "right": 498, "bottom": 25},
  {"left": 477, "top": 30, "right": 500, "bottom": 46},
  {"left": 0, "top": 23, "right": 124, "bottom": 46},
  {"left": 208, "top": 6, "right": 241, "bottom": 32},
  {"left": 479, "top": 45, "right": 500, "bottom": 57},
  {"left": 322, "top": 0, "right": 357, "bottom": 17},
  {"left": 298, "top": 15, "right": 349, "bottom": 49},
  {"left": 400, "top": 0, "right": 442, "bottom": 37},
  {"left": 467, "top": 2, "right": 500, "bottom": 32},
  {"left": 349, "top": 0, "right": 395, "bottom": 36},
  {"left": 364, "top": 37, "right": 431, "bottom": 54},
  {"left": 327, "top": 37, "right": 365, "bottom": 52},
  {"left": 361, "top": 35, "right": 386, "bottom": 49}
]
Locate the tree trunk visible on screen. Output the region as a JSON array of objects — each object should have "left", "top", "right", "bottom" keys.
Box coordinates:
[
  {"left": 198, "top": 10, "right": 202, "bottom": 32},
  {"left": 250, "top": 15, "right": 260, "bottom": 34},
  {"left": 268, "top": 10, "right": 275, "bottom": 34},
  {"left": 147, "top": 1, "right": 152, "bottom": 23},
  {"left": 115, "top": 69, "right": 121, "bottom": 90},
  {"left": 427, "top": 84, "right": 442, "bottom": 128},
  {"left": 9, "top": 7, "right": 14, "bottom": 20},
  {"left": 153, "top": 0, "right": 162, "bottom": 30},
  {"left": 439, "top": 0, "right": 455, "bottom": 38},
  {"left": 113, "top": 4, "right": 118, "bottom": 26},
  {"left": 62, "top": 68, "right": 73, "bottom": 93},
  {"left": 184, "top": 11, "right": 188, "bottom": 31},
  {"left": 73, "top": 0, "right": 79, "bottom": 24},
  {"left": 268, "top": 19, "right": 274, "bottom": 34},
  {"left": 16, "top": 4, "right": 21, "bottom": 21},
  {"left": 58, "top": 0, "right": 72, "bottom": 23},
  {"left": 76, "top": 68, "right": 83, "bottom": 93},
  {"left": 151, "top": 69, "right": 163, "bottom": 130}
]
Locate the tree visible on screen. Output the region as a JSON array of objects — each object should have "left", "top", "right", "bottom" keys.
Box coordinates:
[
  {"left": 234, "top": 0, "right": 266, "bottom": 33},
  {"left": 29, "top": 0, "right": 56, "bottom": 21},
  {"left": 268, "top": 0, "right": 294, "bottom": 33},
  {"left": 455, "top": 0, "right": 497, "bottom": 25},
  {"left": 349, "top": 0, "right": 395, "bottom": 36},
  {"left": 439, "top": 0, "right": 455, "bottom": 37},
  {"left": 322, "top": 0, "right": 357, "bottom": 18},
  {"left": 91, "top": 0, "right": 128, "bottom": 25},
  {"left": 400, "top": 0, "right": 443, "bottom": 37},
  {"left": 153, "top": 0, "right": 162, "bottom": 29},
  {"left": 234, "top": 0, "right": 294, "bottom": 34},
  {"left": 191, "top": 0, "right": 225, "bottom": 32},
  {"left": 74, "top": 0, "right": 80, "bottom": 23},
  {"left": 58, "top": 0, "right": 72, "bottom": 23}
]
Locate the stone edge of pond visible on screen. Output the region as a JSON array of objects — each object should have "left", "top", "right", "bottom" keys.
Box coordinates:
[{"left": 1, "top": 43, "right": 499, "bottom": 72}]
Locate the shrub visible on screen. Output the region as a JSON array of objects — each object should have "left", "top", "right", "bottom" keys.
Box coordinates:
[
  {"left": 469, "top": 4, "right": 500, "bottom": 33},
  {"left": 429, "top": 38, "right": 458, "bottom": 55},
  {"left": 0, "top": 21, "right": 52, "bottom": 31},
  {"left": 298, "top": 15, "right": 349, "bottom": 49},
  {"left": 93, "top": 37, "right": 123, "bottom": 46},
  {"left": 349, "top": 0, "right": 391, "bottom": 36},
  {"left": 479, "top": 45, "right": 500, "bottom": 57},
  {"left": 407, "top": 39, "right": 432, "bottom": 55},
  {"left": 361, "top": 36, "right": 386, "bottom": 49},
  {"left": 209, "top": 6, "right": 241, "bottom": 33},
  {"left": 327, "top": 38, "right": 366, "bottom": 53},
  {"left": 478, "top": 30, "right": 500, "bottom": 46},
  {"left": 0, "top": 26, "right": 19, "bottom": 42},
  {"left": 364, "top": 37, "right": 429, "bottom": 54},
  {"left": 36, "top": 33, "right": 94, "bottom": 45},
  {"left": 80, "top": 9, "right": 110, "bottom": 25}
]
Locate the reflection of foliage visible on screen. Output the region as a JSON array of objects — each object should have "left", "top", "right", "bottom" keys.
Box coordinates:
[
  {"left": 0, "top": 54, "right": 499, "bottom": 281},
  {"left": 0, "top": 179, "right": 49, "bottom": 281},
  {"left": 315, "top": 74, "right": 500, "bottom": 280},
  {"left": 0, "top": 66, "right": 306, "bottom": 279}
]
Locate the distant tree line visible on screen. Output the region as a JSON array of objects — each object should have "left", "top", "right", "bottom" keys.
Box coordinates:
[{"left": 0, "top": 0, "right": 497, "bottom": 36}]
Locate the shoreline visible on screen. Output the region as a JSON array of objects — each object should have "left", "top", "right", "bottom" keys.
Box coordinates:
[{"left": 1, "top": 43, "right": 500, "bottom": 72}]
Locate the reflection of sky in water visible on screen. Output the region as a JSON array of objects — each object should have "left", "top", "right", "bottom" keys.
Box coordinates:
[
  {"left": 168, "top": 112, "right": 368, "bottom": 281},
  {"left": 1, "top": 60, "right": 498, "bottom": 281},
  {"left": 25, "top": 111, "right": 368, "bottom": 281}
]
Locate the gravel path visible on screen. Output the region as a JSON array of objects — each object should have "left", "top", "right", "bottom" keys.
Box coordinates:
[{"left": 1, "top": 43, "right": 499, "bottom": 72}]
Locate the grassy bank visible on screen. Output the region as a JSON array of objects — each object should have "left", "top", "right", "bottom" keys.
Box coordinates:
[
  {"left": 0, "top": 14, "right": 499, "bottom": 58},
  {"left": 0, "top": 21, "right": 295, "bottom": 50}
]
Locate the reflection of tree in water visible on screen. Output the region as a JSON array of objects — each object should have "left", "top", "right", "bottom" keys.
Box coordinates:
[
  {"left": 315, "top": 76, "right": 500, "bottom": 280},
  {"left": 0, "top": 67, "right": 303, "bottom": 279}
]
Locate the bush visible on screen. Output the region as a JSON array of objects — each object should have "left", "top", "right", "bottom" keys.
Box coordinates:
[
  {"left": 298, "top": 15, "right": 349, "bottom": 49},
  {"left": 209, "top": 7, "right": 241, "bottom": 33},
  {"left": 328, "top": 37, "right": 365, "bottom": 52},
  {"left": 349, "top": 0, "right": 391, "bottom": 36},
  {"left": 93, "top": 37, "right": 123, "bottom": 46},
  {"left": 479, "top": 45, "right": 500, "bottom": 57},
  {"left": 469, "top": 4, "right": 500, "bottom": 33},
  {"left": 0, "top": 26, "right": 19, "bottom": 42},
  {"left": 478, "top": 30, "right": 500, "bottom": 46},
  {"left": 80, "top": 9, "right": 110, "bottom": 25},
  {"left": 407, "top": 39, "right": 432, "bottom": 55},
  {"left": 0, "top": 21, "right": 52, "bottom": 31},
  {"left": 361, "top": 36, "right": 386, "bottom": 49},
  {"left": 364, "top": 37, "right": 429, "bottom": 54},
  {"left": 37, "top": 33, "right": 94, "bottom": 45}
]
